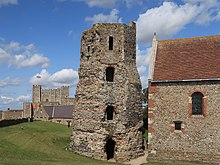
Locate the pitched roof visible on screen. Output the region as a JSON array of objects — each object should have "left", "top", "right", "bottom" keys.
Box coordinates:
[
  {"left": 44, "top": 106, "right": 53, "bottom": 117},
  {"left": 153, "top": 35, "right": 220, "bottom": 81},
  {"left": 43, "top": 105, "right": 74, "bottom": 119}
]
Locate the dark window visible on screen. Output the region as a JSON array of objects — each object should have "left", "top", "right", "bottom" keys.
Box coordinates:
[
  {"left": 106, "top": 106, "right": 114, "bottom": 120},
  {"left": 174, "top": 121, "right": 182, "bottom": 130},
  {"left": 105, "top": 138, "right": 115, "bottom": 160},
  {"left": 88, "top": 46, "right": 90, "bottom": 52},
  {"left": 109, "top": 36, "right": 113, "bottom": 50},
  {"left": 46, "top": 99, "right": 49, "bottom": 102},
  {"left": 106, "top": 67, "right": 114, "bottom": 82},
  {"left": 192, "top": 92, "right": 203, "bottom": 115}
]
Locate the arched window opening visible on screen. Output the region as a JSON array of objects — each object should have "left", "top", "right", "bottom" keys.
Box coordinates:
[
  {"left": 106, "top": 106, "right": 114, "bottom": 120},
  {"left": 106, "top": 67, "right": 114, "bottom": 82},
  {"left": 192, "top": 92, "right": 203, "bottom": 115},
  {"left": 105, "top": 138, "right": 116, "bottom": 160},
  {"left": 109, "top": 36, "right": 113, "bottom": 50}
]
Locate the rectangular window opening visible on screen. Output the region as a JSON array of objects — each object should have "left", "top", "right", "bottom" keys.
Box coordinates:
[
  {"left": 174, "top": 121, "right": 182, "bottom": 130},
  {"left": 109, "top": 36, "right": 113, "bottom": 50},
  {"left": 106, "top": 106, "right": 114, "bottom": 120}
]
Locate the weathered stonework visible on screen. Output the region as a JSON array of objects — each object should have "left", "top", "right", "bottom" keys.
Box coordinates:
[
  {"left": 1, "top": 109, "right": 24, "bottom": 120},
  {"left": 69, "top": 21, "right": 144, "bottom": 162},
  {"left": 0, "top": 111, "right": 3, "bottom": 120},
  {"left": 23, "top": 102, "right": 32, "bottom": 119},
  {"left": 148, "top": 81, "right": 220, "bottom": 164},
  {"left": 32, "top": 85, "right": 75, "bottom": 106}
]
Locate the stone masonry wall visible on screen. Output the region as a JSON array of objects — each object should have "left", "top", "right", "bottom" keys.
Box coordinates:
[
  {"left": 32, "top": 85, "right": 71, "bottom": 105},
  {"left": 0, "top": 111, "right": 2, "bottom": 120},
  {"left": 32, "top": 85, "right": 41, "bottom": 103},
  {"left": 23, "top": 102, "right": 32, "bottom": 118},
  {"left": 2, "top": 110, "right": 24, "bottom": 120},
  {"left": 70, "top": 22, "right": 144, "bottom": 162},
  {"left": 148, "top": 81, "right": 220, "bottom": 164}
]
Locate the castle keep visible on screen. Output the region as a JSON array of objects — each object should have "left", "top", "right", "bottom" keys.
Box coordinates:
[
  {"left": 32, "top": 85, "right": 75, "bottom": 106},
  {"left": 69, "top": 21, "right": 144, "bottom": 162},
  {"left": 148, "top": 35, "right": 220, "bottom": 164}
]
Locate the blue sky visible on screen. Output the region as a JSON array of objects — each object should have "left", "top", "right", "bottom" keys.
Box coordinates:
[{"left": 0, "top": 0, "right": 220, "bottom": 110}]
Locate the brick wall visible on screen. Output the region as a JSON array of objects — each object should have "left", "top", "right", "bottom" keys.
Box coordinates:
[{"left": 148, "top": 81, "right": 220, "bottom": 164}]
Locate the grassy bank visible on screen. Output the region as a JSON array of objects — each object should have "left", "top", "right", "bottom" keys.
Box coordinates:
[
  {"left": 0, "top": 121, "right": 201, "bottom": 165},
  {"left": 0, "top": 121, "right": 117, "bottom": 165}
]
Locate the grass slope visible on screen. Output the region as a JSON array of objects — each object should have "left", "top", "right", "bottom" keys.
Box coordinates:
[
  {"left": 0, "top": 121, "right": 117, "bottom": 165},
  {"left": 0, "top": 121, "right": 201, "bottom": 165}
]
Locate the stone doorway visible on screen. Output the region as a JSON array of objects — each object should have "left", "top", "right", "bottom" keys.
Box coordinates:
[{"left": 105, "top": 138, "right": 116, "bottom": 160}]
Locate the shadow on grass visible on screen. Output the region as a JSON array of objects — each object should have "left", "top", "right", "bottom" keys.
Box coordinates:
[{"left": 0, "top": 118, "right": 30, "bottom": 127}]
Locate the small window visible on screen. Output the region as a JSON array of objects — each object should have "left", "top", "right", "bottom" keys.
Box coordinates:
[
  {"left": 106, "top": 106, "right": 114, "bottom": 120},
  {"left": 88, "top": 46, "right": 90, "bottom": 52},
  {"left": 106, "top": 67, "right": 114, "bottom": 82},
  {"left": 109, "top": 36, "right": 113, "bottom": 50},
  {"left": 192, "top": 92, "right": 203, "bottom": 115},
  {"left": 174, "top": 121, "right": 182, "bottom": 130},
  {"left": 46, "top": 99, "right": 49, "bottom": 102}
]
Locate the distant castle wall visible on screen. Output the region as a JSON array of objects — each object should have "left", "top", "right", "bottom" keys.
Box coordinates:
[
  {"left": 0, "top": 111, "right": 2, "bottom": 120},
  {"left": 32, "top": 85, "right": 72, "bottom": 105},
  {"left": 2, "top": 109, "right": 23, "bottom": 120},
  {"left": 23, "top": 102, "right": 32, "bottom": 119},
  {"left": 0, "top": 86, "right": 75, "bottom": 122}
]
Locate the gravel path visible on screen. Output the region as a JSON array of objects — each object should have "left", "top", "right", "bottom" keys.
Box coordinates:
[{"left": 125, "top": 151, "right": 148, "bottom": 165}]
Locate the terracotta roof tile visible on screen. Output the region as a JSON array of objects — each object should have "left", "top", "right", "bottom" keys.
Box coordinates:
[{"left": 153, "top": 35, "right": 220, "bottom": 81}]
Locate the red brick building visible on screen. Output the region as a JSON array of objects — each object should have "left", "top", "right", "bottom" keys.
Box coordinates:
[{"left": 148, "top": 34, "right": 220, "bottom": 164}]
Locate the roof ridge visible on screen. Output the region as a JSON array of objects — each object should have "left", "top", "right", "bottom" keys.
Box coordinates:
[{"left": 158, "top": 35, "right": 220, "bottom": 43}]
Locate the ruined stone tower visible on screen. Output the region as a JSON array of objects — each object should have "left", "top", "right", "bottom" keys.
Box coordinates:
[{"left": 70, "top": 21, "right": 144, "bottom": 162}]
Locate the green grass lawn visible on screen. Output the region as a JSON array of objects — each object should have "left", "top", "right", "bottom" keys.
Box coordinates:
[
  {"left": 0, "top": 121, "right": 201, "bottom": 165},
  {"left": 0, "top": 121, "right": 118, "bottom": 165}
]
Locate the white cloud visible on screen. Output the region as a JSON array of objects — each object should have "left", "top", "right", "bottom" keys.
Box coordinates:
[
  {"left": 3, "top": 41, "right": 20, "bottom": 52},
  {"left": 137, "top": 2, "right": 198, "bottom": 44},
  {"left": 124, "top": 0, "right": 143, "bottom": 8},
  {"left": 136, "top": 0, "right": 220, "bottom": 44},
  {"left": 0, "top": 77, "right": 21, "bottom": 88},
  {"left": 0, "top": 0, "right": 17, "bottom": 6},
  {"left": 76, "top": 0, "right": 142, "bottom": 8},
  {"left": 0, "top": 96, "right": 14, "bottom": 105},
  {"left": 85, "top": 9, "right": 122, "bottom": 24},
  {"left": 30, "top": 69, "right": 79, "bottom": 88},
  {"left": 15, "top": 95, "right": 31, "bottom": 102},
  {"left": 13, "top": 54, "right": 49, "bottom": 68},
  {"left": 140, "top": 76, "right": 148, "bottom": 89},
  {"left": 0, "top": 94, "right": 31, "bottom": 109},
  {"left": 136, "top": 46, "right": 151, "bottom": 88},
  {"left": 80, "top": 0, "right": 118, "bottom": 8},
  {"left": 136, "top": 46, "right": 151, "bottom": 75},
  {"left": 0, "top": 48, "right": 11, "bottom": 63},
  {"left": 0, "top": 41, "right": 50, "bottom": 68}
]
